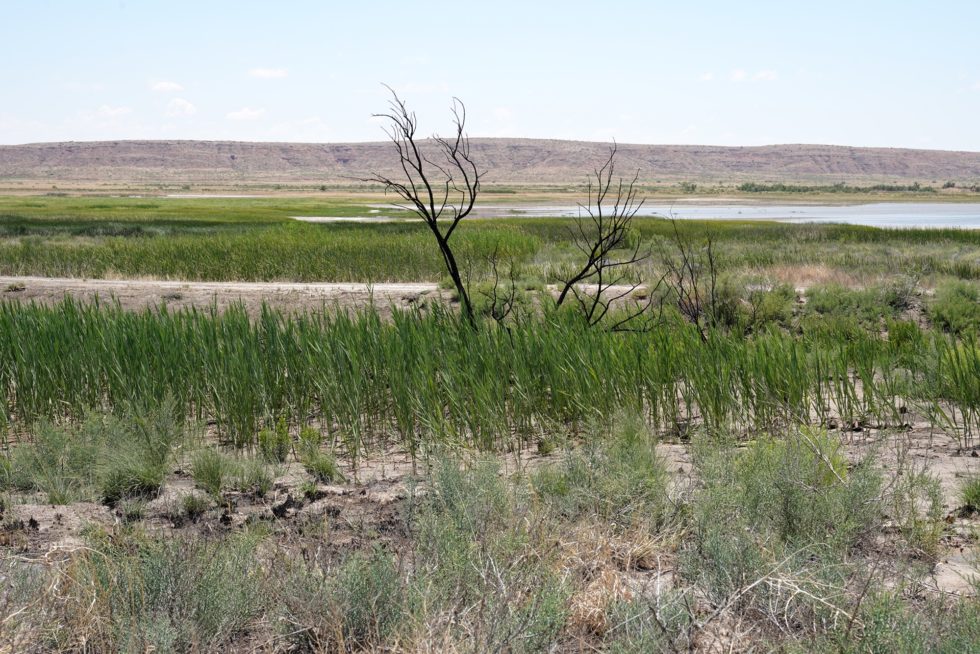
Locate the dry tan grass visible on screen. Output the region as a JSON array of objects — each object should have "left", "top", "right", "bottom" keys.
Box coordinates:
[
  {"left": 764, "top": 264, "right": 867, "bottom": 290},
  {"left": 558, "top": 521, "right": 676, "bottom": 636},
  {"left": 568, "top": 566, "right": 632, "bottom": 635}
]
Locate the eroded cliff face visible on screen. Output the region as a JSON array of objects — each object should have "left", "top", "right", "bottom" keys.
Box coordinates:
[{"left": 2, "top": 138, "right": 978, "bottom": 185}]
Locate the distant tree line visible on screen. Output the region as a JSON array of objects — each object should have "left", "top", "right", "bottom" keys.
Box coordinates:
[
  {"left": 735, "top": 181, "right": 946, "bottom": 193},
  {"left": 939, "top": 181, "right": 980, "bottom": 191}
]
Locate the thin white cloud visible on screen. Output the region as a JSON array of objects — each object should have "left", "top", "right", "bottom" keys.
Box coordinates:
[
  {"left": 226, "top": 107, "right": 265, "bottom": 121},
  {"left": 973, "top": 80, "right": 980, "bottom": 90},
  {"left": 493, "top": 107, "right": 515, "bottom": 121},
  {"left": 699, "top": 72, "right": 714, "bottom": 82},
  {"left": 166, "top": 98, "right": 197, "bottom": 117},
  {"left": 730, "top": 69, "right": 778, "bottom": 82},
  {"left": 248, "top": 67, "right": 288, "bottom": 79},
  {"left": 96, "top": 105, "right": 132, "bottom": 118},
  {"left": 150, "top": 81, "right": 184, "bottom": 92}
]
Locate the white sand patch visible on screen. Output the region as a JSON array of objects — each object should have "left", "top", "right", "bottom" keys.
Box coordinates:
[{"left": 292, "top": 216, "right": 423, "bottom": 223}]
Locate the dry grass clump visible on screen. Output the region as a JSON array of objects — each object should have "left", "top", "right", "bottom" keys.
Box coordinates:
[
  {"left": 568, "top": 565, "right": 633, "bottom": 636},
  {"left": 767, "top": 263, "right": 864, "bottom": 289},
  {"left": 558, "top": 522, "right": 674, "bottom": 638}
]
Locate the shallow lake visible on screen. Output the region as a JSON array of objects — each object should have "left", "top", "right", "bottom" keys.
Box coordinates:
[{"left": 473, "top": 202, "right": 980, "bottom": 229}]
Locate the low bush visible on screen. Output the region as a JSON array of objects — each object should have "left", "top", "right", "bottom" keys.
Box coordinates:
[
  {"left": 279, "top": 457, "right": 568, "bottom": 651},
  {"left": 929, "top": 280, "right": 980, "bottom": 335},
  {"left": 962, "top": 475, "right": 980, "bottom": 513},
  {"left": 603, "top": 594, "right": 693, "bottom": 652},
  {"left": 804, "top": 284, "right": 900, "bottom": 328},
  {"left": 890, "top": 469, "right": 945, "bottom": 561},
  {"left": 4, "top": 420, "right": 102, "bottom": 504},
  {"left": 744, "top": 283, "right": 796, "bottom": 331},
  {"left": 279, "top": 547, "right": 406, "bottom": 652},
  {"left": 681, "top": 429, "right": 882, "bottom": 630},
  {"left": 297, "top": 427, "right": 343, "bottom": 483},
  {"left": 1, "top": 403, "right": 182, "bottom": 505},
  {"left": 733, "top": 429, "right": 880, "bottom": 550},
  {"left": 191, "top": 449, "right": 275, "bottom": 498},
  {"left": 63, "top": 529, "right": 267, "bottom": 653},
  {"left": 258, "top": 417, "right": 291, "bottom": 463},
  {"left": 411, "top": 458, "right": 569, "bottom": 651},
  {"left": 882, "top": 274, "right": 920, "bottom": 311},
  {"left": 834, "top": 591, "right": 980, "bottom": 653},
  {"left": 533, "top": 415, "right": 672, "bottom": 529},
  {"left": 0, "top": 527, "right": 270, "bottom": 652}
]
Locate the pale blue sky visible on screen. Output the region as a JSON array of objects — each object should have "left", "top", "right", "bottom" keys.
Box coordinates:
[{"left": 2, "top": 0, "right": 978, "bottom": 149}]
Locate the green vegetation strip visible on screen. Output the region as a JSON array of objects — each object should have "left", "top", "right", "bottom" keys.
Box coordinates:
[
  {"left": 1, "top": 299, "right": 978, "bottom": 454},
  {"left": 3, "top": 196, "right": 980, "bottom": 282}
]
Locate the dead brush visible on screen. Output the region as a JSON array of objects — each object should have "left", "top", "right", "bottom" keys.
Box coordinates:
[
  {"left": 557, "top": 521, "right": 676, "bottom": 636},
  {"left": 1, "top": 547, "right": 78, "bottom": 651},
  {"left": 569, "top": 566, "right": 632, "bottom": 636},
  {"left": 609, "top": 530, "right": 669, "bottom": 572}
]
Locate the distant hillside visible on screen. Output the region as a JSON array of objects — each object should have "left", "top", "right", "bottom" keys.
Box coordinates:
[{"left": 1, "top": 139, "right": 979, "bottom": 186}]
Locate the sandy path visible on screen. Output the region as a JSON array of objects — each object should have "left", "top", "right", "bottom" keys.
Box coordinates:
[
  {"left": 0, "top": 276, "right": 648, "bottom": 315},
  {"left": 0, "top": 276, "right": 442, "bottom": 314}
]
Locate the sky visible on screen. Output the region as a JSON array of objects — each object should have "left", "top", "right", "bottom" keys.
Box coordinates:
[{"left": 1, "top": 0, "right": 979, "bottom": 150}]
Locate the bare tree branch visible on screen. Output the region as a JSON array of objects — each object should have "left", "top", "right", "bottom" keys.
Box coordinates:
[
  {"left": 555, "top": 143, "right": 659, "bottom": 330},
  {"left": 361, "top": 86, "right": 482, "bottom": 327},
  {"left": 479, "top": 245, "right": 519, "bottom": 333},
  {"left": 661, "top": 217, "right": 721, "bottom": 342}
]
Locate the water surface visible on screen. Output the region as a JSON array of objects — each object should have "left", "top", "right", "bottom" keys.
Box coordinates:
[{"left": 472, "top": 202, "right": 980, "bottom": 229}]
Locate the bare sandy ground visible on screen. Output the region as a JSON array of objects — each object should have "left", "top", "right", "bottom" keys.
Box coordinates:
[
  {"left": 0, "top": 276, "right": 443, "bottom": 315},
  {"left": 4, "top": 434, "right": 976, "bottom": 597},
  {"left": 0, "top": 276, "right": 646, "bottom": 315},
  {"left": 292, "top": 216, "right": 424, "bottom": 223}
]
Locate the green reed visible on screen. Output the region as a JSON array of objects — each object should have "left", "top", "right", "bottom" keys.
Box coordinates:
[{"left": 1, "top": 299, "right": 977, "bottom": 458}]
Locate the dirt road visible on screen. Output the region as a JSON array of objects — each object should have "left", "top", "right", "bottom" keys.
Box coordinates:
[
  {"left": 0, "top": 276, "right": 442, "bottom": 314},
  {"left": 0, "top": 276, "right": 650, "bottom": 315}
]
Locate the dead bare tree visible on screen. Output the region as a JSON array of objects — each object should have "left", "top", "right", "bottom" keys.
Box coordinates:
[
  {"left": 555, "top": 144, "right": 664, "bottom": 330},
  {"left": 661, "top": 217, "right": 721, "bottom": 342},
  {"left": 363, "top": 86, "right": 482, "bottom": 327},
  {"left": 480, "top": 245, "right": 519, "bottom": 327}
]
